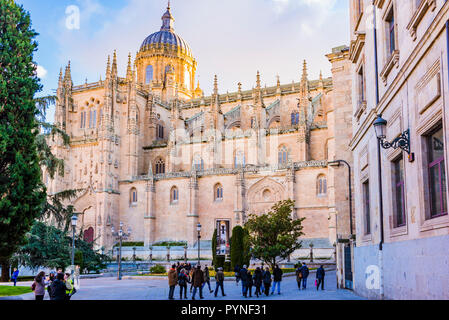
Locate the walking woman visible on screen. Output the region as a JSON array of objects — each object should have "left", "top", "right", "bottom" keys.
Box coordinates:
[
  {"left": 32, "top": 271, "right": 47, "bottom": 300},
  {"left": 178, "top": 268, "right": 190, "bottom": 299},
  {"left": 262, "top": 267, "right": 272, "bottom": 297},
  {"left": 253, "top": 267, "right": 263, "bottom": 298}
]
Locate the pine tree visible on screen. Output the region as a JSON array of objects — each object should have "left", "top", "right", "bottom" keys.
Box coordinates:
[
  {"left": 230, "top": 226, "right": 249, "bottom": 269},
  {"left": 0, "top": 0, "right": 46, "bottom": 281}
]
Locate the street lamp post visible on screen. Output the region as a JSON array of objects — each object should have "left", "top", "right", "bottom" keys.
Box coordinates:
[
  {"left": 197, "top": 223, "right": 202, "bottom": 266},
  {"left": 71, "top": 215, "right": 78, "bottom": 277},
  {"left": 373, "top": 114, "right": 411, "bottom": 299},
  {"left": 328, "top": 159, "right": 354, "bottom": 236},
  {"left": 111, "top": 222, "right": 132, "bottom": 280}
]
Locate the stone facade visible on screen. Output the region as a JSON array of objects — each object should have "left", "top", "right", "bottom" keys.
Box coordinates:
[
  {"left": 349, "top": 0, "right": 449, "bottom": 299},
  {"left": 46, "top": 4, "right": 353, "bottom": 255}
]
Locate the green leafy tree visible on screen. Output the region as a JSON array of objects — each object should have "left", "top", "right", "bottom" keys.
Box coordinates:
[
  {"left": 16, "top": 222, "right": 106, "bottom": 273},
  {"left": 230, "top": 226, "right": 250, "bottom": 269},
  {"left": 0, "top": 0, "right": 47, "bottom": 281},
  {"left": 245, "top": 199, "right": 305, "bottom": 270}
]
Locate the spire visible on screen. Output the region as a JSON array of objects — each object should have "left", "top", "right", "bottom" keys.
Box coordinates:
[
  {"left": 63, "top": 61, "right": 72, "bottom": 84},
  {"left": 106, "top": 55, "right": 111, "bottom": 78},
  {"left": 161, "top": 1, "right": 175, "bottom": 32},
  {"left": 126, "top": 53, "right": 133, "bottom": 81},
  {"left": 276, "top": 74, "right": 281, "bottom": 95},
  {"left": 111, "top": 50, "right": 118, "bottom": 78},
  {"left": 58, "top": 68, "right": 63, "bottom": 87},
  {"left": 213, "top": 75, "right": 218, "bottom": 96},
  {"left": 301, "top": 59, "right": 308, "bottom": 82},
  {"left": 256, "top": 71, "right": 261, "bottom": 90}
]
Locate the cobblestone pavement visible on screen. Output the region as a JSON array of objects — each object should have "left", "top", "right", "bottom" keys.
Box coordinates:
[{"left": 3, "top": 271, "right": 365, "bottom": 300}]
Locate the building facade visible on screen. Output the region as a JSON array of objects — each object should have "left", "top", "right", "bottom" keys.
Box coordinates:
[
  {"left": 349, "top": 0, "right": 449, "bottom": 299},
  {"left": 47, "top": 4, "right": 353, "bottom": 257}
]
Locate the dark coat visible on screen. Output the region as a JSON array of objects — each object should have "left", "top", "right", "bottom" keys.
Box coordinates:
[
  {"left": 300, "top": 265, "right": 310, "bottom": 278},
  {"left": 178, "top": 272, "right": 189, "bottom": 286},
  {"left": 247, "top": 272, "right": 253, "bottom": 286},
  {"left": 253, "top": 270, "right": 263, "bottom": 286},
  {"left": 316, "top": 267, "right": 325, "bottom": 280},
  {"left": 168, "top": 268, "right": 178, "bottom": 287},
  {"left": 262, "top": 271, "right": 272, "bottom": 285},
  {"left": 273, "top": 267, "right": 283, "bottom": 282},
  {"left": 191, "top": 269, "right": 204, "bottom": 288},
  {"left": 239, "top": 268, "right": 248, "bottom": 285},
  {"left": 50, "top": 279, "right": 67, "bottom": 301}
]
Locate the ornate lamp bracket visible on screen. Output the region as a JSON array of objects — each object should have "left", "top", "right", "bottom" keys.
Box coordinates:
[{"left": 379, "top": 129, "right": 411, "bottom": 155}]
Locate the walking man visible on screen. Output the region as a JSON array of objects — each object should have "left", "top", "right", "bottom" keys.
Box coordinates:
[
  {"left": 253, "top": 267, "right": 263, "bottom": 298},
  {"left": 168, "top": 264, "right": 178, "bottom": 300},
  {"left": 202, "top": 265, "right": 213, "bottom": 293},
  {"left": 214, "top": 267, "right": 226, "bottom": 297},
  {"left": 247, "top": 270, "right": 253, "bottom": 298},
  {"left": 300, "top": 263, "right": 310, "bottom": 289},
  {"left": 191, "top": 265, "right": 204, "bottom": 300},
  {"left": 271, "top": 265, "right": 283, "bottom": 295},
  {"left": 239, "top": 265, "right": 249, "bottom": 297},
  {"left": 316, "top": 265, "right": 325, "bottom": 291}
]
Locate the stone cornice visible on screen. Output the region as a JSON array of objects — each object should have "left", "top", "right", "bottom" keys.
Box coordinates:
[
  {"left": 406, "top": 0, "right": 437, "bottom": 41},
  {"left": 349, "top": 32, "right": 366, "bottom": 64}
]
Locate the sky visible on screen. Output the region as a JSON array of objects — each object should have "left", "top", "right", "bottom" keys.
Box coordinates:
[{"left": 16, "top": 0, "right": 349, "bottom": 121}]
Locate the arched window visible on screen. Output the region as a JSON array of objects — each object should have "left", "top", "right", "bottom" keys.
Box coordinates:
[
  {"left": 157, "top": 124, "right": 164, "bottom": 140},
  {"left": 170, "top": 186, "right": 179, "bottom": 204},
  {"left": 193, "top": 155, "right": 204, "bottom": 171},
  {"left": 317, "top": 175, "right": 327, "bottom": 196},
  {"left": 145, "top": 65, "right": 153, "bottom": 84},
  {"left": 130, "top": 188, "right": 138, "bottom": 205},
  {"left": 89, "top": 109, "right": 97, "bottom": 128},
  {"left": 278, "top": 146, "right": 288, "bottom": 165},
  {"left": 80, "top": 111, "right": 86, "bottom": 129},
  {"left": 234, "top": 150, "right": 246, "bottom": 168},
  {"left": 214, "top": 184, "right": 223, "bottom": 201},
  {"left": 83, "top": 227, "right": 94, "bottom": 243},
  {"left": 155, "top": 158, "right": 165, "bottom": 174},
  {"left": 291, "top": 112, "right": 299, "bottom": 125}
]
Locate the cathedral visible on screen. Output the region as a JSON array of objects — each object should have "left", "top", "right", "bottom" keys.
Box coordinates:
[{"left": 47, "top": 3, "right": 354, "bottom": 254}]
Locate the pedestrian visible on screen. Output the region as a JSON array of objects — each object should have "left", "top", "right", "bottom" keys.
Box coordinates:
[
  {"left": 316, "top": 265, "right": 325, "bottom": 291},
  {"left": 234, "top": 264, "right": 241, "bottom": 286},
  {"left": 253, "top": 267, "right": 263, "bottom": 298},
  {"left": 202, "top": 265, "right": 213, "bottom": 293},
  {"left": 11, "top": 268, "right": 19, "bottom": 286},
  {"left": 178, "top": 268, "right": 190, "bottom": 299},
  {"left": 300, "top": 262, "right": 310, "bottom": 289},
  {"left": 247, "top": 270, "right": 253, "bottom": 298},
  {"left": 168, "top": 264, "right": 178, "bottom": 300},
  {"left": 191, "top": 265, "right": 204, "bottom": 300},
  {"left": 46, "top": 272, "right": 55, "bottom": 299},
  {"left": 271, "top": 264, "right": 283, "bottom": 295},
  {"left": 295, "top": 262, "right": 303, "bottom": 290},
  {"left": 262, "top": 267, "right": 272, "bottom": 297},
  {"left": 32, "top": 271, "right": 47, "bottom": 300},
  {"left": 49, "top": 273, "right": 69, "bottom": 301},
  {"left": 239, "top": 265, "right": 248, "bottom": 297},
  {"left": 214, "top": 267, "right": 226, "bottom": 297},
  {"left": 64, "top": 273, "right": 76, "bottom": 300}
]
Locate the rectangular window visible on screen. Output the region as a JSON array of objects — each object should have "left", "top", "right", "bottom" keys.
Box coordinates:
[
  {"left": 427, "top": 126, "right": 447, "bottom": 218},
  {"left": 386, "top": 8, "right": 396, "bottom": 56},
  {"left": 358, "top": 65, "right": 366, "bottom": 102},
  {"left": 393, "top": 156, "right": 406, "bottom": 227},
  {"left": 363, "top": 180, "right": 371, "bottom": 235}
]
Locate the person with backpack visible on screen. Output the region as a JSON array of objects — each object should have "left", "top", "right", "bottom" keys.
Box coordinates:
[
  {"left": 271, "top": 265, "right": 283, "bottom": 295},
  {"left": 253, "top": 267, "right": 263, "bottom": 298},
  {"left": 214, "top": 267, "right": 226, "bottom": 297},
  {"left": 64, "top": 273, "right": 76, "bottom": 300},
  {"left": 295, "top": 262, "right": 303, "bottom": 290},
  {"left": 50, "top": 273, "right": 69, "bottom": 301},
  {"left": 32, "top": 271, "right": 48, "bottom": 300},
  {"left": 262, "top": 267, "right": 272, "bottom": 296},
  {"left": 168, "top": 264, "right": 178, "bottom": 300},
  {"left": 300, "top": 262, "right": 310, "bottom": 289},
  {"left": 11, "top": 268, "right": 19, "bottom": 286},
  {"left": 178, "top": 268, "right": 190, "bottom": 299},
  {"left": 316, "top": 265, "right": 326, "bottom": 291}
]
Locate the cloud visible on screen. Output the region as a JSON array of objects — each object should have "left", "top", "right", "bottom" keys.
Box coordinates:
[{"left": 36, "top": 65, "right": 48, "bottom": 79}]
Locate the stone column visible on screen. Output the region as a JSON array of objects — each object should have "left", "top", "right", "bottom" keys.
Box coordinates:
[
  {"left": 187, "top": 171, "right": 199, "bottom": 245},
  {"left": 144, "top": 179, "right": 156, "bottom": 247},
  {"left": 287, "top": 164, "right": 297, "bottom": 219}
]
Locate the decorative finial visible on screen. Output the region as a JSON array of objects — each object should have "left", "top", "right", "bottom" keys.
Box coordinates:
[{"left": 213, "top": 75, "right": 218, "bottom": 96}]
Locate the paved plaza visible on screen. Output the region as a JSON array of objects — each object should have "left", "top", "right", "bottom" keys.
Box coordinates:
[{"left": 1, "top": 271, "right": 364, "bottom": 300}]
